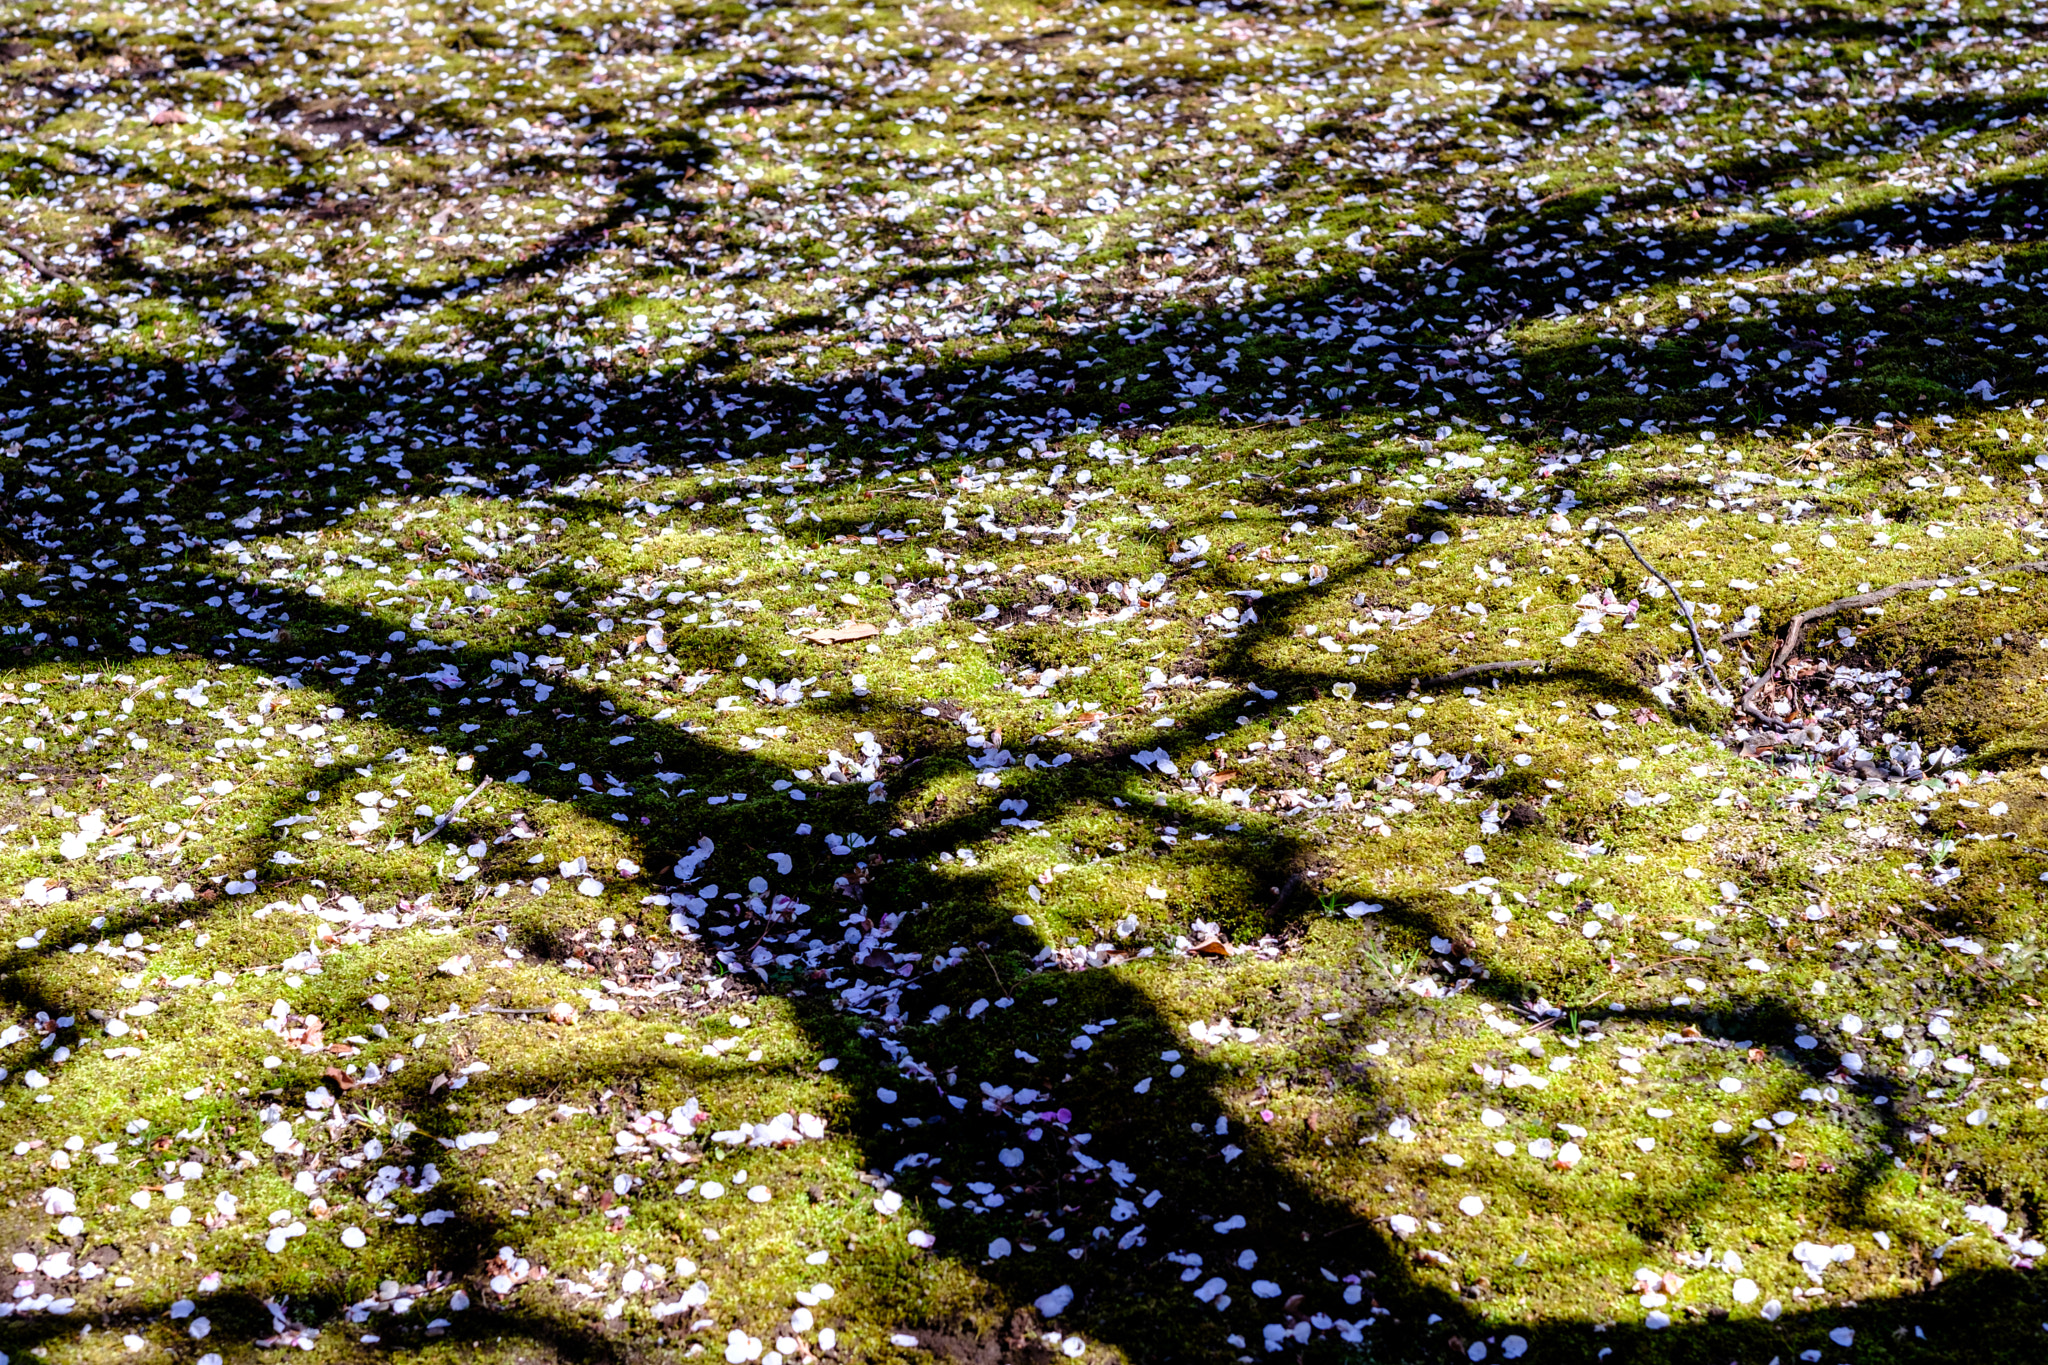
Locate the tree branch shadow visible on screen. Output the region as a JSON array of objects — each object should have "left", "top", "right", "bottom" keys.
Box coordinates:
[{"left": 4, "top": 59, "right": 2048, "bottom": 1359}]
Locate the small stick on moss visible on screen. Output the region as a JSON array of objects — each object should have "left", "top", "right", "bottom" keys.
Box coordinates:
[
  {"left": 1577, "top": 955, "right": 1715, "bottom": 1010},
  {"left": 412, "top": 775, "right": 495, "bottom": 845},
  {"left": 1355, "top": 15, "right": 1451, "bottom": 44},
  {"left": 974, "top": 944, "right": 1008, "bottom": 994},
  {"left": 1738, "top": 560, "right": 2048, "bottom": 731},
  {"left": 0, "top": 236, "right": 65, "bottom": 280},
  {"left": 1585, "top": 520, "right": 1722, "bottom": 693},
  {"left": 1801, "top": 426, "right": 1870, "bottom": 450},
  {"left": 1392, "top": 659, "right": 1545, "bottom": 695}
]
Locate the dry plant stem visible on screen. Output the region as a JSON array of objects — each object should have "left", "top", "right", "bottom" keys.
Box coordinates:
[
  {"left": 412, "top": 775, "right": 494, "bottom": 845},
  {"left": 1396, "top": 659, "right": 1546, "bottom": 694},
  {"left": 1, "top": 236, "right": 65, "bottom": 279},
  {"left": 1359, "top": 16, "right": 1450, "bottom": 43},
  {"left": 1738, "top": 560, "right": 2048, "bottom": 731},
  {"left": 1592, "top": 526, "right": 1724, "bottom": 692}
]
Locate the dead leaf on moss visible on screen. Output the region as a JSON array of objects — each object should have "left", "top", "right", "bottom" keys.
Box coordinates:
[{"left": 804, "top": 620, "right": 880, "bottom": 645}]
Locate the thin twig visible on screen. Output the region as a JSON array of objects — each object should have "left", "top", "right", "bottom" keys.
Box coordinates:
[
  {"left": 446, "top": 774, "right": 494, "bottom": 818},
  {"left": 1392, "top": 659, "right": 1545, "bottom": 694},
  {"left": 1355, "top": 15, "right": 1451, "bottom": 44},
  {"left": 0, "top": 236, "right": 65, "bottom": 280},
  {"left": 412, "top": 775, "right": 495, "bottom": 845},
  {"left": 1587, "top": 521, "right": 1723, "bottom": 693},
  {"left": 975, "top": 943, "right": 1009, "bottom": 995},
  {"left": 1578, "top": 956, "right": 1714, "bottom": 1010},
  {"left": 1736, "top": 560, "right": 2048, "bottom": 731}
]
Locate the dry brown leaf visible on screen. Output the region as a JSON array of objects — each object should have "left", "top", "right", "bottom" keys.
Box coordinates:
[
  {"left": 1189, "top": 938, "right": 1234, "bottom": 957},
  {"left": 804, "top": 620, "right": 880, "bottom": 645},
  {"left": 150, "top": 107, "right": 192, "bottom": 125}
]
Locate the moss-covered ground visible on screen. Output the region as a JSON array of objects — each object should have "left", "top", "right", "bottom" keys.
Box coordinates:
[{"left": 3, "top": 0, "right": 2048, "bottom": 1361}]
